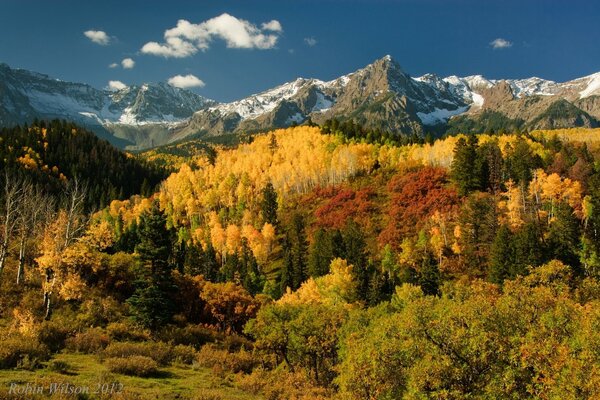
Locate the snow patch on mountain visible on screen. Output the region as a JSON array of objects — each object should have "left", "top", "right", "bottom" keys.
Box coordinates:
[
  {"left": 580, "top": 73, "right": 600, "bottom": 98},
  {"left": 417, "top": 106, "right": 469, "bottom": 125},
  {"left": 312, "top": 92, "right": 333, "bottom": 112}
]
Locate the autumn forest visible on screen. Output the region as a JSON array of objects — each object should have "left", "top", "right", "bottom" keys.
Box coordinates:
[{"left": 2, "top": 119, "right": 600, "bottom": 399}]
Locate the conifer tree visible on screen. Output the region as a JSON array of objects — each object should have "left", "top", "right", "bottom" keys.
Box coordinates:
[
  {"left": 489, "top": 225, "right": 514, "bottom": 284},
  {"left": 261, "top": 182, "right": 279, "bottom": 226},
  {"left": 419, "top": 251, "right": 440, "bottom": 296},
  {"left": 127, "top": 202, "right": 176, "bottom": 329},
  {"left": 342, "top": 221, "right": 370, "bottom": 301},
  {"left": 308, "top": 228, "right": 334, "bottom": 278},
  {"left": 451, "top": 135, "right": 481, "bottom": 196},
  {"left": 289, "top": 213, "right": 308, "bottom": 289}
]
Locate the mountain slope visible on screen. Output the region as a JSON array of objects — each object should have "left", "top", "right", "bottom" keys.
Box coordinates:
[
  {"left": 2, "top": 58, "right": 599, "bottom": 149},
  {"left": 0, "top": 63, "right": 215, "bottom": 149}
]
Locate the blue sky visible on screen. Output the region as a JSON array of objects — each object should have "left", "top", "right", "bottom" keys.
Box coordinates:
[{"left": 1, "top": 0, "right": 599, "bottom": 102}]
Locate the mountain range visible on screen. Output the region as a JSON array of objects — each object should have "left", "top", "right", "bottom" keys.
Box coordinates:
[{"left": 1, "top": 56, "right": 599, "bottom": 149}]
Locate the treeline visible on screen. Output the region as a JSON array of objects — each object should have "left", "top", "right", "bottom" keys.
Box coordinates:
[
  {"left": 0, "top": 120, "right": 167, "bottom": 209},
  {"left": 321, "top": 118, "right": 428, "bottom": 146}
]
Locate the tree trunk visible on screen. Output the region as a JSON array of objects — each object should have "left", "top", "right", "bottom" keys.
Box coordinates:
[
  {"left": 0, "top": 244, "right": 7, "bottom": 277},
  {"left": 16, "top": 235, "right": 26, "bottom": 284}
]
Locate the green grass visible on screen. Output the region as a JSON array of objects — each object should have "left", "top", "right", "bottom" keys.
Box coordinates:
[{"left": 0, "top": 353, "right": 262, "bottom": 399}]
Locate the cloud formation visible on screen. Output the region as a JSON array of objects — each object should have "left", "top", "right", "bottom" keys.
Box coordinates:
[
  {"left": 261, "top": 20, "right": 283, "bottom": 32},
  {"left": 490, "top": 38, "right": 512, "bottom": 49},
  {"left": 304, "top": 37, "right": 317, "bottom": 47},
  {"left": 107, "top": 80, "right": 127, "bottom": 91},
  {"left": 141, "top": 13, "right": 282, "bottom": 58},
  {"left": 84, "top": 30, "right": 110, "bottom": 45},
  {"left": 108, "top": 63, "right": 118, "bottom": 68},
  {"left": 167, "top": 74, "right": 206, "bottom": 89},
  {"left": 121, "top": 58, "right": 135, "bottom": 69}
]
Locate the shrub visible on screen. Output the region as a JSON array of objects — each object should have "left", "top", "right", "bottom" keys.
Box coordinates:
[
  {"left": 106, "top": 322, "right": 150, "bottom": 342},
  {"left": 65, "top": 328, "right": 110, "bottom": 354},
  {"left": 105, "top": 356, "right": 159, "bottom": 377},
  {"left": 0, "top": 336, "right": 49, "bottom": 369},
  {"left": 37, "top": 321, "right": 69, "bottom": 353},
  {"left": 171, "top": 344, "right": 197, "bottom": 365},
  {"left": 195, "top": 344, "right": 258, "bottom": 375},
  {"left": 47, "top": 359, "right": 71, "bottom": 374},
  {"left": 222, "top": 333, "right": 253, "bottom": 352},
  {"left": 236, "top": 367, "right": 333, "bottom": 400},
  {"left": 155, "top": 324, "right": 216, "bottom": 348},
  {"left": 103, "top": 342, "right": 172, "bottom": 366}
]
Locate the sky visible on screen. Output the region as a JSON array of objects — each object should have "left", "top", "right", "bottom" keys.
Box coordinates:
[{"left": 1, "top": 0, "right": 599, "bottom": 102}]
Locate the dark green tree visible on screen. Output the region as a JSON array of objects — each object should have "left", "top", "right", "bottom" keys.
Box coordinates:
[
  {"left": 308, "top": 228, "right": 334, "bottom": 278},
  {"left": 547, "top": 202, "right": 582, "bottom": 275},
  {"left": 261, "top": 182, "right": 279, "bottom": 226},
  {"left": 342, "top": 221, "right": 370, "bottom": 301},
  {"left": 418, "top": 252, "right": 440, "bottom": 296},
  {"left": 289, "top": 213, "right": 309, "bottom": 289},
  {"left": 127, "top": 202, "right": 177, "bottom": 329},
  {"left": 451, "top": 135, "right": 482, "bottom": 196},
  {"left": 488, "top": 225, "right": 514, "bottom": 284}
]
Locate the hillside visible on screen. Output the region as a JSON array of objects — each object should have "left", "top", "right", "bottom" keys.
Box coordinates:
[
  {"left": 0, "top": 120, "right": 166, "bottom": 209},
  {"left": 1, "top": 125, "right": 600, "bottom": 399}
]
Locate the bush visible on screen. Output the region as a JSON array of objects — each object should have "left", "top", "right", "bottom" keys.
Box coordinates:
[
  {"left": 47, "top": 359, "right": 71, "bottom": 374},
  {"left": 105, "top": 356, "right": 159, "bottom": 377},
  {"left": 37, "top": 321, "right": 69, "bottom": 353},
  {"left": 156, "top": 324, "right": 216, "bottom": 348},
  {"left": 171, "top": 344, "right": 197, "bottom": 365},
  {"left": 0, "top": 336, "right": 49, "bottom": 369},
  {"left": 103, "top": 342, "right": 173, "bottom": 366},
  {"left": 106, "top": 322, "right": 150, "bottom": 342},
  {"left": 65, "top": 328, "right": 110, "bottom": 354},
  {"left": 236, "top": 367, "right": 333, "bottom": 400},
  {"left": 195, "top": 344, "right": 258, "bottom": 375}
]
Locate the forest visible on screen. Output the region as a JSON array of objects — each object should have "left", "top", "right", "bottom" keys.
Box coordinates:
[{"left": 1, "top": 120, "right": 600, "bottom": 399}]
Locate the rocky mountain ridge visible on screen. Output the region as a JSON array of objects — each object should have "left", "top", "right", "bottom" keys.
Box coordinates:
[{"left": 1, "top": 57, "right": 599, "bottom": 149}]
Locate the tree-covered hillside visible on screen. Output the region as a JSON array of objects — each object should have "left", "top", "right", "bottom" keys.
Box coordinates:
[
  {"left": 2, "top": 124, "right": 600, "bottom": 399},
  {"left": 0, "top": 120, "right": 167, "bottom": 209}
]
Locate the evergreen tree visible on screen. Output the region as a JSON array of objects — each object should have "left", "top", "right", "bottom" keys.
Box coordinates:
[
  {"left": 342, "top": 221, "right": 369, "bottom": 301},
  {"left": 279, "top": 235, "right": 295, "bottom": 294},
  {"left": 488, "top": 225, "right": 514, "bottom": 284},
  {"left": 308, "top": 228, "right": 334, "bottom": 278},
  {"left": 547, "top": 202, "right": 582, "bottom": 275},
  {"left": 202, "top": 243, "right": 220, "bottom": 282},
  {"left": 127, "top": 202, "right": 177, "bottom": 329},
  {"left": 451, "top": 135, "right": 481, "bottom": 196},
  {"left": 261, "top": 182, "right": 279, "bottom": 226},
  {"left": 184, "top": 242, "right": 205, "bottom": 276},
  {"left": 289, "top": 213, "right": 308, "bottom": 289},
  {"left": 419, "top": 252, "right": 440, "bottom": 296},
  {"left": 513, "top": 222, "right": 544, "bottom": 277}
]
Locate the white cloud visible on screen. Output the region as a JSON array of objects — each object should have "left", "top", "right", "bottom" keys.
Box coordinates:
[
  {"left": 261, "top": 20, "right": 283, "bottom": 32},
  {"left": 167, "top": 74, "right": 205, "bottom": 89},
  {"left": 84, "top": 30, "right": 111, "bottom": 45},
  {"left": 107, "top": 80, "right": 127, "bottom": 91},
  {"left": 490, "top": 38, "right": 512, "bottom": 49},
  {"left": 121, "top": 58, "right": 135, "bottom": 69},
  {"left": 108, "top": 63, "right": 119, "bottom": 68},
  {"left": 141, "top": 13, "right": 282, "bottom": 58},
  {"left": 304, "top": 37, "right": 317, "bottom": 47}
]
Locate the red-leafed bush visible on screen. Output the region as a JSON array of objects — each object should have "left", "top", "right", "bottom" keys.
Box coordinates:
[
  {"left": 380, "top": 167, "right": 459, "bottom": 248},
  {"left": 315, "top": 187, "right": 376, "bottom": 229}
]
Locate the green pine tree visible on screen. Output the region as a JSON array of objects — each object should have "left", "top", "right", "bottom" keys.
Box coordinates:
[
  {"left": 261, "top": 182, "right": 279, "bottom": 226},
  {"left": 488, "top": 225, "right": 514, "bottom": 284},
  {"left": 308, "top": 228, "right": 334, "bottom": 278},
  {"left": 127, "top": 202, "right": 177, "bottom": 329}
]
